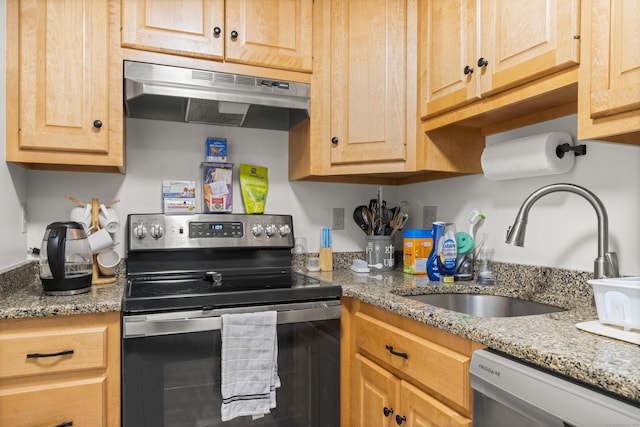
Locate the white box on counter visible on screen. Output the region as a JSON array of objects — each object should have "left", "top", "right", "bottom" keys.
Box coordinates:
[{"left": 588, "top": 277, "right": 640, "bottom": 331}]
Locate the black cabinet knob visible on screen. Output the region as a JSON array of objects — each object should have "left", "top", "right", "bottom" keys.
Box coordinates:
[
  {"left": 93, "top": 120, "right": 102, "bottom": 129},
  {"left": 463, "top": 65, "right": 474, "bottom": 75},
  {"left": 331, "top": 137, "right": 339, "bottom": 145},
  {"left": 477, "top": 57, "right": 489, "bottom": 67},
  {"left": 383, "top": 407, "right": 394, "bottom": 417},
  {"left": 213, "top": 26, "right": 221, "bottom": 37},
  {"left": 395, "top": 415, "right": 407, "bottom": 425},
  {"left": 230, "top": 30, "right": 239, "bottom": 39}
]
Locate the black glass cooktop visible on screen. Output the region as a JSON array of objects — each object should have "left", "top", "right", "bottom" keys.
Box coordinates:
[{"left": 123, "top": 271, "right": 342, "bottom": 314}]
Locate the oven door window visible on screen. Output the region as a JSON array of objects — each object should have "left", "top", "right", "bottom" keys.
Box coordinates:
[{"left": 122, "top": 319, "right": 340, "bottom": 427}]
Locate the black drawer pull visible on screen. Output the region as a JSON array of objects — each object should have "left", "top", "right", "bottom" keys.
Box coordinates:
[
  {"left": 54, "top": 422, "right": 73, "bottom": 427},
  {"left": 26, "top": 349, "right": 74, "bottom": 359},
  {"left": 385, "top": 345, "right": 408, "bottom": 359},
  {"left": 396, "top": 414, "right": 407, "bottom": 425},
  {"left": 383, "top": 406, "right": 394, "bottom": 417}
]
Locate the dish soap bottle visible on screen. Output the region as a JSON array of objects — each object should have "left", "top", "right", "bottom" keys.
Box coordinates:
[{"left": 437, "top": 223, "right": 458, "bottom": 283}]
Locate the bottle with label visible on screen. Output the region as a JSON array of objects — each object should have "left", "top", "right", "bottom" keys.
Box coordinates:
[
  {"left": 436, "top": 223, "right": 458, "bottom": 283},
  {"left": 427, "top": 222, "right": 445, "bottom": 281}
]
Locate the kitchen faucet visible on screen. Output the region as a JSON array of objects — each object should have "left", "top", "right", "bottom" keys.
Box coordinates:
[{"left": 505, "top": 183, "right": 619, "bottom": 279}]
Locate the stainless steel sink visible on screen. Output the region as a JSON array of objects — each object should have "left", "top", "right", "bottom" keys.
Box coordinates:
[{"left": 404, "top": 293, "right": 566, "bottom": 317}]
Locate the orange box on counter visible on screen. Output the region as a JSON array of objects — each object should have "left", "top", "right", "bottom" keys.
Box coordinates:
[{"left": 403, "top": 229, "right": 433, "bottom": 274}]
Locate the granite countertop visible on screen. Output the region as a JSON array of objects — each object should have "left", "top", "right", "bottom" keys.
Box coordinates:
[
  {"left": 304, "top": 267, "right": 640, "bottom": 404},
  {"left": 2, "top": 259, "right": 638, "bottom": 404},
  {"left": 0, "top": 261, "right": 125, "bottom": 319}
]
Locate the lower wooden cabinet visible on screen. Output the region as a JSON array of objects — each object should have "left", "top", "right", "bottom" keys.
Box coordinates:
[
  {"left": 0, "top": 312, "right": 121, "bottom": 427},
  {"left": 355, "top": 354, "right": 471, "bottom": 427},
  {"left": 342, "top": 298, "right": 482, "bottom": 426}
]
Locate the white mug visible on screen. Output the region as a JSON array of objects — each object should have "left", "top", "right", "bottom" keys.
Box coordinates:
[
  {"left": 99, "top": 204, "right": 120, "bottom": 233},
  {"left": 70, "top": 205, "right": 92, "bottom": 230},
  {"left": 88, "top": 228, "right": 114, "bottom": 254},
  {"left": 96, "top": 248, "right": 120, "bottom": 276}
]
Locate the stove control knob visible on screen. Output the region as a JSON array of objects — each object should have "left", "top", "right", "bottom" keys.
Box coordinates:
[
  {"left": 133, "top": 224, "right": 147, "bottom": 239},
  {"left": 278, "top": 224, "right": 291, "bottom": 237},
  {"left": 150, "top": 224, "right": 164, "bottom": 239},
  {"left": 251, "top": 224, "right": 264, "bottom": 237},
  {"left": 265, "top": 224, "right": 277, "bottom": 237}
]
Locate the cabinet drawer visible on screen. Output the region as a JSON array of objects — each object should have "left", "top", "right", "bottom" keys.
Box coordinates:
[
  {"left": 355, "top": 312, "right": 471, "bottom": 410},
  {"left": 0, "top": 326, "right": 107, "bottom": 379},
  {"left": 0, "top": 377, "right": 106, "bottom": 426}
]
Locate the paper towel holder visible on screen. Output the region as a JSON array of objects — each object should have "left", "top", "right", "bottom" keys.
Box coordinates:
[{"left": 556, "top": 143, "right": 586, "bottom": 158}]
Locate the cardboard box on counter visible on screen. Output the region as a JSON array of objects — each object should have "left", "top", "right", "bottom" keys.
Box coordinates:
[{"left": 202, "top": 162, "right": 233, "bottom": 213}]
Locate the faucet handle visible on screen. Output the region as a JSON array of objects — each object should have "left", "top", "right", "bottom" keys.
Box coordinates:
[
  {"left": 605, "top": 252, "right": 619, "bottom": 278},
  {"left": 595, "top": 252, "right": 620, "bottom": 278}
]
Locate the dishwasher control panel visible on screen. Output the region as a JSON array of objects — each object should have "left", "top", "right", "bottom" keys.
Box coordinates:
[{"left": 127, "top": 213, "right": 294, "bottom": 251}]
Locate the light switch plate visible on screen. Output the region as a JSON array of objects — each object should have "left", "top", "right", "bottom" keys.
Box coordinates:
[
  {"left": 332, "top": 208, "right": 345, "bottom": 230},
  {"left": 422, "top": 206, "right": 437, "bottom": 229}
]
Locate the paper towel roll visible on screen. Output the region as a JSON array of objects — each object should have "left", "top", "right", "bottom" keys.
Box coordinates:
[{"left": 481, "top": 132, "right": 575, "bottom": 180}]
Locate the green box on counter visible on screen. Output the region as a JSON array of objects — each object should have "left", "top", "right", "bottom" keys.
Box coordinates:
[{"left": 201, "top": 162, "right": 233, "bottom": 213}]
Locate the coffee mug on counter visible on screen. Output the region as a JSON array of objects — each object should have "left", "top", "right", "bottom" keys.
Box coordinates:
[
  {"left": 97, "top": 248, "right": 120, "bottom": 276},
  {"left": 88, "top": 228, "right": 114, "bottom": 254},
  {"left": 70, "top": 205, "right": 92, "bottom": 231},
  {"left": 99, "top": 203, "right": 120, "bottom": 233}
]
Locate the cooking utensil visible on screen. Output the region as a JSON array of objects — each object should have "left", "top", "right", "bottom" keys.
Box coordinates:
[
  {"left": 353, "top": 205, "right": 370, "bottom": 235},
  {"left": 389, "top": 211, "right": 405, "bottom": 236}
]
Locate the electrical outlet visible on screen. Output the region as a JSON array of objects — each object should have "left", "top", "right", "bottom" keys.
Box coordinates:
[
  {"left": 20, "top": 204, "right": 27, "bottom": 233},
  {"left": 422, "top": 206, "right": 437, "bottom": 229},
  {"left": 332, "top": 208, "right": 345, "bottom": 230}
]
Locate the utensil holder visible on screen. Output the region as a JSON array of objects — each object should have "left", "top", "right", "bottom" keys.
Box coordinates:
[
  {"left": 319, "top": 247, "right": 333, "bottom": 271},
  {"left": 366, "top": 235, "right": 395, "bottom": 271}
]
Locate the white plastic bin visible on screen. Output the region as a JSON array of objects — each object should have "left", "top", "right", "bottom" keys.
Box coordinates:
[{"left": 587, "top": 277, "right": 640, "bottom": 331}]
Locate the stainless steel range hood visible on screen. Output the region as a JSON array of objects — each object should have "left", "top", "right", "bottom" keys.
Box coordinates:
[{"left": 124, "top": 61, "right": 310, "bottom": 131}]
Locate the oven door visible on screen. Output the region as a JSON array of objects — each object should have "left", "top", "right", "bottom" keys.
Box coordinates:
[{"left": 122, "top": 302, "right": 341, "bottom": 427}]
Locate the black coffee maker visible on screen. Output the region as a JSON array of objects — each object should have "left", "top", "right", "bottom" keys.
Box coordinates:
[{"left": 39, "top": 222, "right": 93, "bottom": 295}]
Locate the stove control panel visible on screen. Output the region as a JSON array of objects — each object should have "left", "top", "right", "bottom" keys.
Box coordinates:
[{"left": 128, "top": 213, "right": 295, "bottom": 251}]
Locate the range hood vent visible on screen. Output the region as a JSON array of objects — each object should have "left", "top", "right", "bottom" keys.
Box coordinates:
[{"left": 124, "top": 61, "right": 310, "bottom": 131}]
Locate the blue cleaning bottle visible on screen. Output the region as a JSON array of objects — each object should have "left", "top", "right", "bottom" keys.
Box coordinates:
[
  {"left": 437, "top": 223, "right": 458, "bottom": 283},
  {"left": 427, "top": 222, "right": 445, "bottom": 281}
]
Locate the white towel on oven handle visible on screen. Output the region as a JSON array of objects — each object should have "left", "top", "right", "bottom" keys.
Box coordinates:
[{"left": 220, "top": 311, "right": 280, "bottom": 422}]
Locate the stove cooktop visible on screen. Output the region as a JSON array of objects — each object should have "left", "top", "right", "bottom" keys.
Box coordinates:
[{"left": 123, "top": 271, "right": 342, "bottom": 314}]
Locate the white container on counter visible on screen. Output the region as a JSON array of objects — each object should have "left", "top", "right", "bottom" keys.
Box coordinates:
[{"left": 588, "top": 277, "right": 640, "bottom": 331}]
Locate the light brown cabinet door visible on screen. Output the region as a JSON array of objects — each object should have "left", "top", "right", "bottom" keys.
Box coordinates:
[
  {"left": 399, "top": 380, "right": 472, "bottom": 427},
  {"left": 479, "top": 0, "right": 580, "bottom": 96},
  {"left": 354, "top": 354, "right": 399, "bottom": 427},
  {"left": 588, "top": 0, "right": 640, "bottom": 119},
  {"left": 225, "top": 0, "right": 312, "bottom": 72},
  {"left": 121, "top": 0, "right": 224, "bottom": 60},
  {"left": 422, "top": 0, "right": 479, "bottom": 117},
  {"left": 13, "top": 0, "right": 110, "bottom": 154},
  {"left": 329, "top": 0, "right": 410, "bottom": 165}
]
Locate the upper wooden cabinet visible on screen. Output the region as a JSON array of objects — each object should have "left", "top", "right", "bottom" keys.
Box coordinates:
[
  {"left": 6, "top": 0, "right": 124, "bottom": 172},
  {"left": 578, "top": 0, "right": 640, "bottom": 143},
  {"left": 121, "top": 0, "right": 313, "bottom": 73},
  {"left": 423, "top": 0, "right": 580, "bottom": 118},
  {"left": 327, "top": 0, "right": 411, "bottom": 166}
]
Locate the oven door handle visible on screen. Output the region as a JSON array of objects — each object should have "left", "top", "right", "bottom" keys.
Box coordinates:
[{"left": 124, "top": 303, "right": 342, "bottom": 338}]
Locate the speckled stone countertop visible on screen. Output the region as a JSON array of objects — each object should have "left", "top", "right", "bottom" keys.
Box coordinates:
[
  {"left": 0, "top": 261, "right": 124, "bottom": 319},
  {"left": 301, "top": 261, "right": 640, "bottom": 404}
]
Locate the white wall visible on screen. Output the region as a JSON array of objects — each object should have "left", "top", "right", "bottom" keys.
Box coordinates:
[
  {"left": 23, "top": 119, "right": 382, "bottom": 263},
  {"left": 0, "top": 1, "right": 30, "bottom": 270},
  {"left": 399, "top": 115, "right": 640, "bottom": 276}
]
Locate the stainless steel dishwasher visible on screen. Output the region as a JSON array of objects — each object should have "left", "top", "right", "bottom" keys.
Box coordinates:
[{"left": 470, "top": 349, "right": 640, "bottom": 426}]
